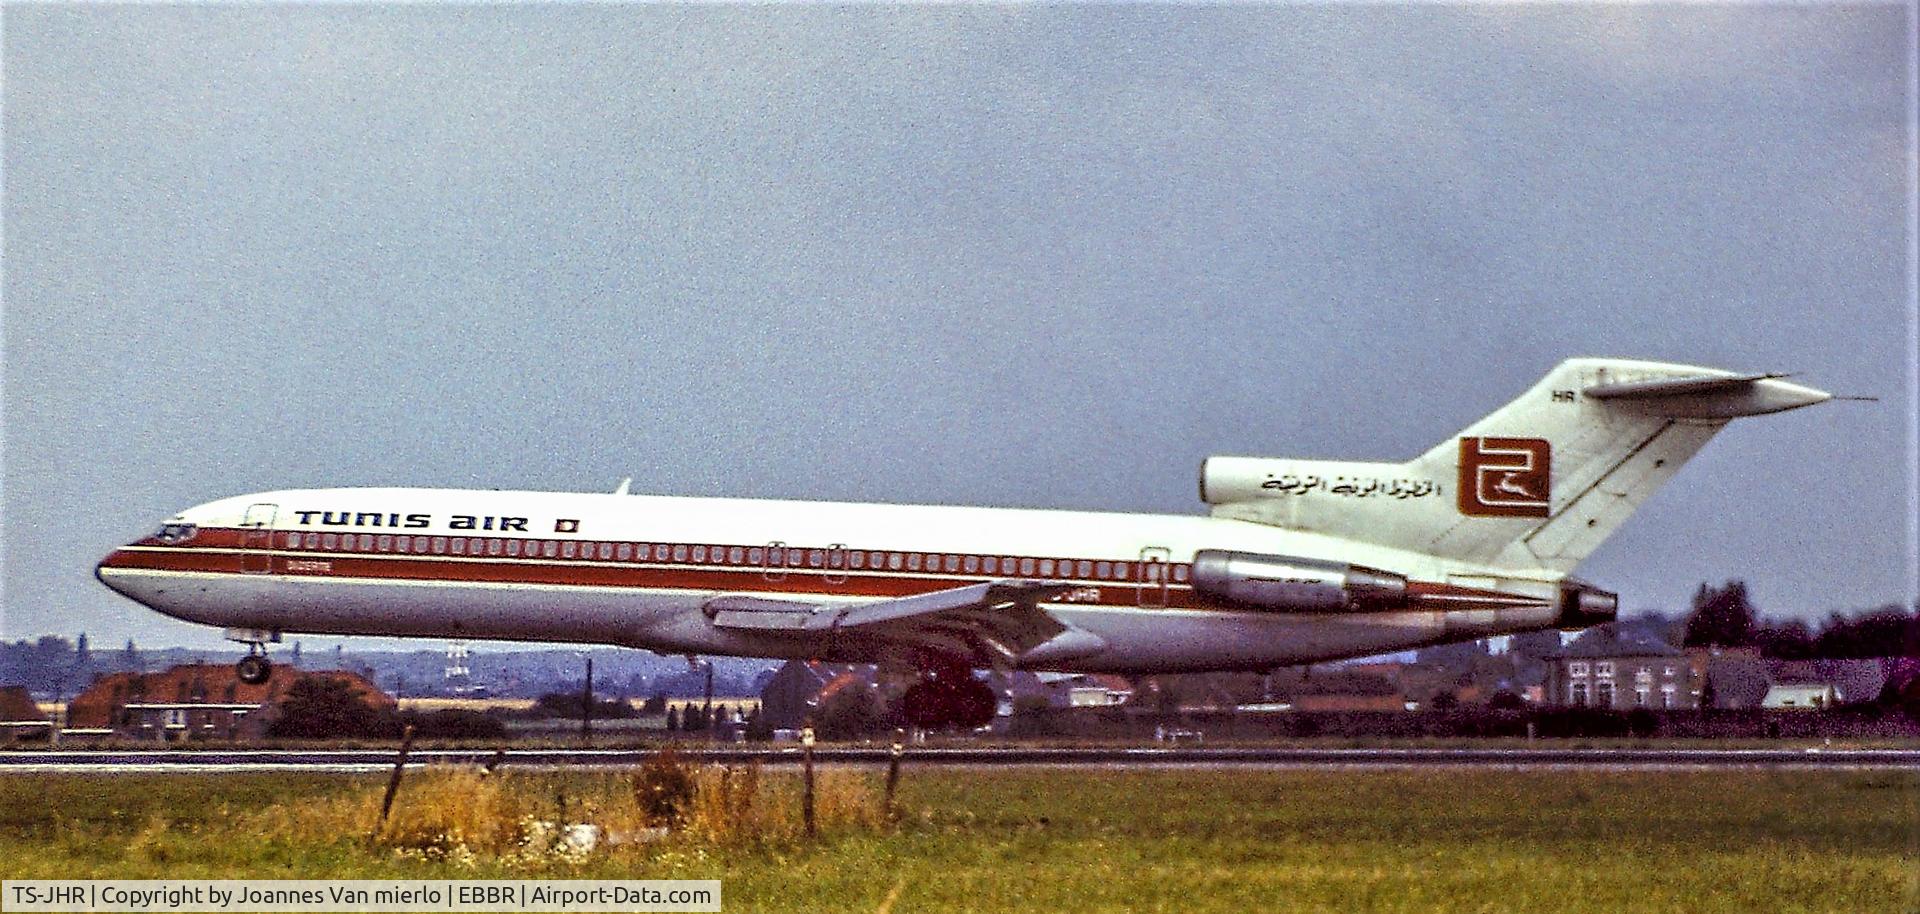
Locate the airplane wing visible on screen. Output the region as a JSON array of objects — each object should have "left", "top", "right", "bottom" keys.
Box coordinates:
[{"left": 704, "top": 581, "right": 1075, "bottom": 667}]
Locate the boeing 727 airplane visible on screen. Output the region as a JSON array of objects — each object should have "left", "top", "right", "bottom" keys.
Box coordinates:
[{"left": 97, "top": 358, "right": 1833, "bottom": 728}]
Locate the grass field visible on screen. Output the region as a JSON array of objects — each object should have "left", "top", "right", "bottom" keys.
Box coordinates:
[{"left": 1, "top": 766, "right": 1913, "bottom": 913}]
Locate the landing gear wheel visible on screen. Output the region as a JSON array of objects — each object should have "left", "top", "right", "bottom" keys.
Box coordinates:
[
  {"left": 902, "top": 682, "right": 953, "bottom": 730},
  {"left": 953, "top": 678, "right": 997, "bottom": 730},
  {"left": 901, "top": 676, "right": 997, "bottom": 730},
  {"left": 236, "top": 654, "right": 273, "bottom": 685}
]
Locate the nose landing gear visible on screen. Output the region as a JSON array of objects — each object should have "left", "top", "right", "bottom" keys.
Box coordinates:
[
  {"left": 225, "top": 628, "right": 281, "bottom": 685},
  {"left": 237, "top": 651, "right": 273, "bottom": 685}
]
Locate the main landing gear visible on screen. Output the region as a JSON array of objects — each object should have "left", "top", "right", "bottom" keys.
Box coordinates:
[
  {"left": 225, "top": 628, "right": 281, "bottom": 685},
  {"left": 900, "top": 657, "right": 998, "bottom": 731}
]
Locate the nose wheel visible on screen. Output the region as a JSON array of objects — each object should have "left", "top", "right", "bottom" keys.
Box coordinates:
[
  {"left": 225, "top": 628, "right": 281, "bottom": 685},
  {"left": 236, "top": 651, "right": 273, "bottom": 685}
]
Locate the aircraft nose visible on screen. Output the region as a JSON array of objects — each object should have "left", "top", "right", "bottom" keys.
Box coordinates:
[{"left": 95, "top": 548, "right": 137, "bottom": 598}]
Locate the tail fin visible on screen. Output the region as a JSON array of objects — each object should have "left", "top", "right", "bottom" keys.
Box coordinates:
[{"left": 1203, "top": 358, "right": 1831, "bottom": 573}]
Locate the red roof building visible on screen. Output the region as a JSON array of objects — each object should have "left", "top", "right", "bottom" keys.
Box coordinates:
[{"left": 67, "top": 663, "right": 393, "bottom": 741}]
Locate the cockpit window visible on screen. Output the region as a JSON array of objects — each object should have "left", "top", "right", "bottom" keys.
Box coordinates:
[{"left": 155, "top": 523, "right": 198, "bottom": 544}]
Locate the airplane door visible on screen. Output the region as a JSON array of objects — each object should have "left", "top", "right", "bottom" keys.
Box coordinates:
[
  {"left": 240, "top": 503, "right": 278, "bottom": 574},
  {"left": 1137, "top": 546, "right": 1170, "bottom": 608}
]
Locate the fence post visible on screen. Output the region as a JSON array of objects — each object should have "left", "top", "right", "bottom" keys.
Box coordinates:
[
  {"left": 801, "top": 722, "right": 816, "bottom": 839},
  {"left": 581, "top": 656, "right": 593, "bottom": 745},
  {"left": 884, "top": 727, "right": 905, "bottom": 823},
  {"left": 377, "top": 724, "right": 417, "bottom": 832}
]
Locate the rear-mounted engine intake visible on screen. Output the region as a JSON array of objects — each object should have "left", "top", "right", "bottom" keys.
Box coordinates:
[{"left": 1190, "top": 550, "right": 1410, "bottom": 613}]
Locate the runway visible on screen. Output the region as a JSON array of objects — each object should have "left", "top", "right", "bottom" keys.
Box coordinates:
[{"left": 1, "top": 746, "right": 1914, "bottom": 773}]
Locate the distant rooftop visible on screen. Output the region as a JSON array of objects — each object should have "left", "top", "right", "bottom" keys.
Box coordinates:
[{"left": 1549, "top": 627, "right": 1681, "bottom": 659}]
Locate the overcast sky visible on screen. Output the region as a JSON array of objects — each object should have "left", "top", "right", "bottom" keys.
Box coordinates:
[{"left": 3, "top": 4, "right": 1914, "bottom": 649}]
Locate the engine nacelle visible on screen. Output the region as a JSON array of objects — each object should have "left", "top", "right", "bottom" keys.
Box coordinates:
[
  {"left": 1190, "top": 550, "right": 1410, "bottom": 613},
  {"left": 1556, "top": 580, "right": 1619, "bottom": 629}
]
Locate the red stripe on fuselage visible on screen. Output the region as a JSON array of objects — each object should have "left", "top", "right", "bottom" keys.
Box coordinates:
[{"left": 106, "top": 528, "right": 1538, "bottom": 610}]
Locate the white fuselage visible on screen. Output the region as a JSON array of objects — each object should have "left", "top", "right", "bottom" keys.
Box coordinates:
[{"left": 97, "top": 487, "right": 1568, "bottom": 673}]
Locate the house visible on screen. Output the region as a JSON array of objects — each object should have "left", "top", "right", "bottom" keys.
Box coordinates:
[
  {"left": 1762, "top": 682, "right": 1838, "bottom": 710},
  {"left": 66, "top": 663, "right": 393, "bottom": 741},
  {"left": 0, "top": 686, "right": 51, "bottom": 741},
  {"left": 1064, "top": 674, "right": 1134, "bottom": 708},
  {"left": 1764, "top": 658, "right": 1894, "bottom": 706},
  {"left": 1546, "top": 628, "right": 1705, "bottom": 709}
]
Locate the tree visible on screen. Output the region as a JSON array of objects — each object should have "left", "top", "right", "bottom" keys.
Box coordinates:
[
  {"left": 1755, "top": 619, "right": 1817, "bottom": 659},
  {"left": 1813, "top": 605, "right": 1919, "bottom": 658},
  {"left": 267, "top": 676, "right": 387, "bottom": 739},
  {"left": 816, "top": 684, "right": 888, "bottom": 740},
  {"left": 1683, "top": 581, "right": 1757, "bottom": 648},
  {"left": 743, "top": 707, "right": 772, "bottom": 741}
]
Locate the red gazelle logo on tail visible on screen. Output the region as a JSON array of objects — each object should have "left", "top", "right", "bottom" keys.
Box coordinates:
[{"left": 1458, "top": 437, "right": 1552, "bottom": 517}]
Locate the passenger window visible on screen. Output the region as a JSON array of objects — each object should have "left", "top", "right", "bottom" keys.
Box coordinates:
[
  {"left": 618, "top": 543, "right": 634, "bottom": 561},
  {"left": 692, "top": 546, "right": 707, "bottom": 563},
  {"left": 983, "top": 557, "right": 998, "bottom": 574},
  {"left": 1115, "top": 562, "right": 1129, "bottom": 579},
  {"left": 888, "top": 553, "right": 903, "bottom": 570},
  {"left": 599, "top": 542, "right": 614, "bottom": 560},
  {"left": 322, "top": 533, "right": 339, "bottom": 550},
  {"left": 1097, "top": 561, "right": 1112, "bottom": 579},
  {"left": 964, "top": 555, "right": 980, "bottom": 573},
  {"left": 543, "top": 541, "right": 558, "bottom": 558},
  {"left": 505, "top": 539, "right": 521, "bottom": 556},
  {"left": 358, "top": 534, "right": 375, "bottom": 551},
  {"left": 395, "top": 535, "right": 410, "bottom": 552},
  {"left": 1174, "top": 565, "right": 1189, "bottom": 582},
  {"left": 305, "top": 533, "right": 320, "bottom": 548},
  {"left": 486, "top": 538, "right": 502, "bottom": 555},
  {"left": 943, "top": 555, "right": 959, "bottom": 573},
  {"left": 907, "top": 554, "right": 922, "bottom": 571},
  {"left": 768, "top": 547, "right": 784, "bottom": 566},
  {"left": 1077, "top": 560, "right": 1092, "bottom": 578},
  {"left": 1020, "top": 558, "right": 1036, "bottom": 575},
  {"left": 868, "top": 551, "right": 884, "bottom": 568},
  {"left": 414, "top": 537, "right": 429, "bottom": 554},
  {"left": 431, "top": 537, "right": 447, "bottom": 554},
  {"left": 283, "top": 532, "right": 301, "bottom": 549},
  {"left": 562, "top": 541, "right": 577, "bottom": 558},
  {"left": 749, "top": 547, "right": 764, "bottom": 564},
  {"left": 850, "top": 552, "right": 865, "bottom": 569},
  {"left": 670, "top": 544, "right": 685, "bottom": 562},
  {"left": 728, "top": 546, "right": 743, "bottom": 564},
  {"left": 377, "top": 535, "right": 393, "bottom": 551},
  {"left": 808, "top": 550, "right": 824, "bottom": 568},
  {"left": 450, "top": 538, "right": 466, "bottom": 555},
  {"left": 1039, "top": 559, "right": 1055, "bottom": 576},
  {"left": 788, "top": 550, "right": 803, "bottom": 567}
]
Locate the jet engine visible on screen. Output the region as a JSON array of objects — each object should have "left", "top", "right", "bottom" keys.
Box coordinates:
[
  {"left": 1189, "top": 549, "right": 1410, "bottom": 613},
  {"left": 1556, "top": 581, "right": 1618, "bottom": 628}
]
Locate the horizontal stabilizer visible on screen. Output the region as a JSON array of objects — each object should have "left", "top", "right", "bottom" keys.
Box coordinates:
[
  {"left": 1582, "top": 371, "right": 1829, "bottom": 418},
  {"left": 1584, "top": 373, "right": 1784, "bottom": 399}
]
